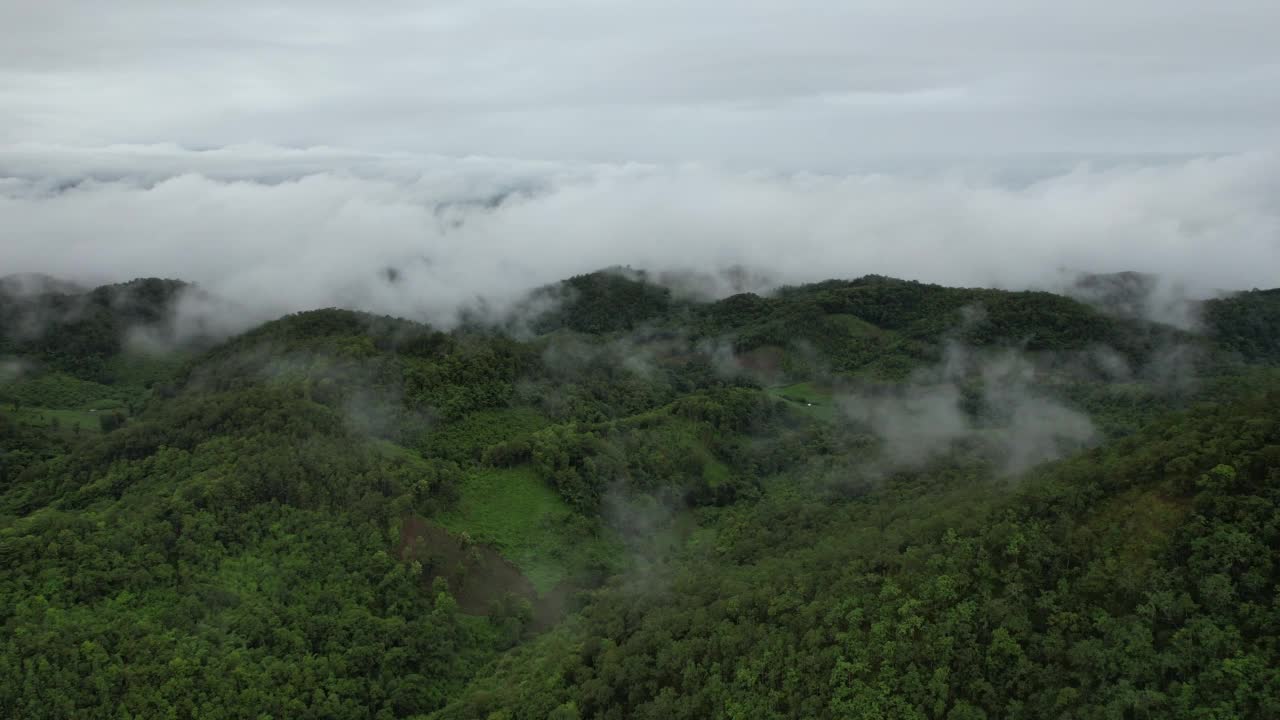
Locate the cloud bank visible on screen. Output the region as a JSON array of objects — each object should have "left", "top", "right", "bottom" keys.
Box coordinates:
[{"left": 2, "top": 145, "right": 1278, "bottom": 333}]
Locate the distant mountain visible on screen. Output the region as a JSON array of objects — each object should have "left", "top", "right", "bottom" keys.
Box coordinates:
[
  {"left": 2, "top": 269, "right": 1279, "bottom": 718},
  {"left": 0, "top": 276, "right": 202, "bottom": 380},
  {"left": 1068, "top": 270, "right": 1155, "bottom": 309},
  {"left": 0, "top": 272, "right": 86, "bottom": 297}
]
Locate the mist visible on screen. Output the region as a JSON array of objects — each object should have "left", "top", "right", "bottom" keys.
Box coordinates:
[
  {"left": 3, "top": 145, "right": 1278, "bottom": 335},
  {"left": 0, "top": 358, "right": 27, "bottom": 384},
  {"left": 838, "top": 341, "right": 1099, "bottom": 475}
]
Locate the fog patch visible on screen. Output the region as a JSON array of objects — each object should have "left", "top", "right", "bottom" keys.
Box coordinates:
[
  {"left": 0, "top": 273, "right": 86, "bottom": 297},
  {"left": 1140, "top": 342, "right": 1203, "bottom": 394},
  {"left": 653, "top": 266, "right": 780, "bottom": 302},
  {"left": 839, "top": 342, "right": 1099, "bottom": 476},
  {"left": 1058, "top": 271, "right": 1206, "bottom": 330},
  {"left": 0, "top": 358, "right": 29, "bottom": 384},
  {"left": 600, "top": 484, "right": 683, "bottom": 594}
]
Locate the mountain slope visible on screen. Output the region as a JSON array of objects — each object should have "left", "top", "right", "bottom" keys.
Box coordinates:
[{"left": 2, "top": 270, "right": 1278, "bottom": 718}]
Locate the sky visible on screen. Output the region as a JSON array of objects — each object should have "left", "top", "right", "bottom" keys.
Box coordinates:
[
  {"left": 4, "top": 1, "right": 1279, "bottom": 161},
  {"left": 1, "top": 1, "right": 1278, "bottom": 327}
]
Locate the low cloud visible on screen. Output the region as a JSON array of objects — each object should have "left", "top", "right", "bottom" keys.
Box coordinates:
[
  {"left": 839, "top": 342, "right": 1099, "bottom": 475},
  {"left": 1061, "top": 270, "right": 1204, "bottom": 329},
  {"left": 2, "top": 145, "right": 1278, "bottom": 336}
]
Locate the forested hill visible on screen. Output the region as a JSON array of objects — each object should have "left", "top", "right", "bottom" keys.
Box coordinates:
[{"left": 2, "top": 270, "right": 1278, "bottom": 719}]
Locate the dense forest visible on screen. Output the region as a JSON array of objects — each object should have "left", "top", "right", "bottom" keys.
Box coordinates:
[{"left": 1, "top": 269, "right": 1278, "bottom": 719}]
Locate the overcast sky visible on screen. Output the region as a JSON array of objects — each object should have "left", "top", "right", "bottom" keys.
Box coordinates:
[
  {"left": 4, "top": 0, "right": 1278, "bottom": 162},
  {"left": 1, "top": 1, "right": 1278, "bottom": 327}
]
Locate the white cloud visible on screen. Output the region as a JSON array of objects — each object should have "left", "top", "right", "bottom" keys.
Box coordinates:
[{"left": 1, "top": 145, "right": 1276, "bottom": 334}]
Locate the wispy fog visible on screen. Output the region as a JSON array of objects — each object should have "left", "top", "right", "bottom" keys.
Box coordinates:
[{"left": 838, "top": 342, "right": 1099, "bottom": 475}]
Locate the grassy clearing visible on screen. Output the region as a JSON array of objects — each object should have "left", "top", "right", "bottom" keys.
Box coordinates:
[
  {"left": 0, "top": 368, "right": 146, "bottom": 439},
  {"left": 701, "top": 455, "right": 731, "bottom": 488},
  {"left": 826, "top": 313, "right": 884, "bottom": 336},
  {"left": 769, "top": 381, "right": 838, "bottom": 421},
  {"left": 0, "top": 372, "right": 131, "bottom": 410},
  {"left": 437, "top": 466, "right": 618, "bottom": 593},
  {"left": 104, "top": 352, "right": 190, "bottom": 389},
  {"left": 1, "top": 406, "right": 105, "bottom": 436},
  {"left": 1085, "top": 488, "right": 1190, "bottom": 574}
]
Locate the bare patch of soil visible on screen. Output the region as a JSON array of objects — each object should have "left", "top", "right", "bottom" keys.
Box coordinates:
[{"left": 396, "top": 514, "right": 581, "bottom": 628}]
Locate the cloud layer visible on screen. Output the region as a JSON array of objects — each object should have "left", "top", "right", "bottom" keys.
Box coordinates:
[
  {"left": 2, "top": 145, "right": 1278, "bottom": 332},
  {"left": 2, "top": 2, "right": 1278, "bottom": 162}
]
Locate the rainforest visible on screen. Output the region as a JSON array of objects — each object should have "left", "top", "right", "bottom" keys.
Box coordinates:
[{"left": 2, "top": 270, "right": 1278, "bottom": 719}]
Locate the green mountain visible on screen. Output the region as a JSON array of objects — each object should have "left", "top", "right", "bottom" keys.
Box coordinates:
[{"left": 1, "top": 270, "right": 1278, "bottom": 719}]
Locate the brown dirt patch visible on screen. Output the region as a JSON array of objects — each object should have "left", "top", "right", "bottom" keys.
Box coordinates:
[{"left": 396, "top": 514, "right": 583, "bottom": 628}]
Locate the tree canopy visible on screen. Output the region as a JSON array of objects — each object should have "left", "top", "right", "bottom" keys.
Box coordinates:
[{"left": 2, "top": 270, "right": 1278, "bottom": 718}]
